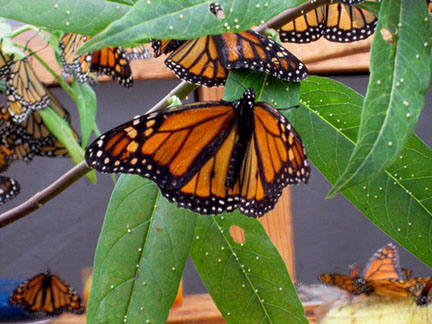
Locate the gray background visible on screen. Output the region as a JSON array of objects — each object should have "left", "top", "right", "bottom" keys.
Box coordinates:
[{"left": 0, "top": 75, "right": 431, "bottom": 297}]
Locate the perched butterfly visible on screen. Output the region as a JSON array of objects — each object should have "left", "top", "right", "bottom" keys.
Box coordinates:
[
  {"left": 59, "top": 33, "right": 150, "bottom": 88},
  {"left": 6, "top": 58, "right": 50, "bottom": 122},
  {"left": 0, "top": 175, "right": 20, "bottom": 206},
  {"left": 320, "top": 243, "right": 406, "bottom": 296},
  {"left": 0, "top": 90, "right": 77, "bottom": 162},
  {"left": 86, "top": 89, "right": 310, "bottom": 217},
  {"left": 9, "top": 271, "right": 84, "bottom": 316},
  {"left": 152, "top": 3, "right": 308, "bottom": 87},
  {"left": 0, "top": 49, "right": 13, "bottom": 79},
  {"left": 279, "top": 0, "right": 380, "bottom": 43}
]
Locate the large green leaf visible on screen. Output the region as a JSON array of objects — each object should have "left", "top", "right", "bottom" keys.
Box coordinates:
[
  {"left": 0, "top": 0, "right": 129, "bottom": 36},
  {"left": 80, "top": 0, "right": 307, "bottom": 53},
  {"left": 191, "top": 213, "right": 307, "bottom": 324},
  {"left": 296, "top": 76, "right": 432, "bottom": 268},
  {"left": 87, "top": 175, "right": 197, "bottom": 323},
  {"left": 329, "top": 0, "right": 431, "bottom": 196},
  {"left": 72, "top": 81, "right": 97, "bottom": 148}
]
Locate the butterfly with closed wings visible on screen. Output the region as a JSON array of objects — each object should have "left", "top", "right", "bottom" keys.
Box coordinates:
[
  {"left": 86, "top": 89, "right": 310, "bottom": 217},
  {"left": 9, "top": 271, "right": 84, "bottom": 316},
  {"left": 279, "top": 0, "right": 381, "bottom": 44},
  {"left": 59, "top": 33, "right": 151, "bottom": 88}
]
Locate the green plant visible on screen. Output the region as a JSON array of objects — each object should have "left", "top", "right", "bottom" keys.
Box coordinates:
[{"left": 0, "top": 0, "right": 431, "bottom": 323}]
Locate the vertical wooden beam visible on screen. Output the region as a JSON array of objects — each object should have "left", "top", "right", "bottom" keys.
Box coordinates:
[{"left": 197, "top": 87, "right": 296, "bottom": 280}]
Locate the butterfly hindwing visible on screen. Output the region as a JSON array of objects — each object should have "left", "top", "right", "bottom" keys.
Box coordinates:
[
  {"left": 0, "top": 175, "right": 20, "bottom": 206},
  {"left": 0, "top": 49, "right": 13, "bottom": 79},
  {"left": 279, "top": 7, "right": 325, "bottom": 43}
]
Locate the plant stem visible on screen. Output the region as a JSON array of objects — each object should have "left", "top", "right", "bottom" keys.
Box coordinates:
[
  {"left": 10, "top": 25, "right": 37, "bottom": 39},
  {"left": 0, "top": 0, "right": 333, "bottom": 226},
  {"left": 0, "top": 162, "right": 91, "bottom": 228}
]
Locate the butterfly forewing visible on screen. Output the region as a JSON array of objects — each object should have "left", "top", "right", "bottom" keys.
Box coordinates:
[
  {"left": 124, "top": 45, "right": 151, "bottom": 61},
  {"left": 0, "top": 50, "right": 13, "bottom": 79},
  {"left": 363, "top": 243, "right": 403, "bottom": 281},
  {"left": 319, "top": 273, "right": 363, "bottom": 295},
  {"left": 60, "top": 33, "right": 92, "bottom": 82},
  {"left": 151, "top": 39, "right": 185, "bottom": 57}
]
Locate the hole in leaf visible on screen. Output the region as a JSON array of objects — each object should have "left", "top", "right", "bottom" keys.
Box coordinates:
[
  {"left": 210, "top": 2, "right": 225, "bottom": 19},
  {"left": 380, "top": 28, "right": 394, "bottom": 44},
  {"left": 230, "top": 225, "right": 245, "bottom": 244}
]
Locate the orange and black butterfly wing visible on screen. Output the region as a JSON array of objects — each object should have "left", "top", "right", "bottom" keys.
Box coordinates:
[
  {"left": 9, "top": 272, "right": 84, "bottom": 315},
  {"left": 324, "top": 2, "right": 378, "bottom": 42},
  {"left": 417, "top": 277, "right": 432, "bottom": 306},
  {"left": 59, "top": 33, "right": 92, "bottom": 82},
  {"left": 86, "top": 103, "right": 242, "bottom": 213},
  {"left": 279, "top": 7, "right": 325, "bottom": 43},
  {"left": 6, "top": 59, "right": 50, "bottom": 122},
  {"left": 366, "top": 279, "right": 418, "bottom": 298},
  {"left": 238, "top": 103, "right": 309, "bottom": 216},
  {"left": 90, "top": 47, "right": 133, "bottom": 88},
  {"left": 363, "top": 243, "right": 404, "bottom": 281},
  {"left": 0, "top": 49, "right": 13, "bottom": 79},
  {"left": 0, "top": 176, "right": 20, "bottom": 206},
  {"left": 124, "top": 45, "right": 151, "bottom": 61},
  {"left": 215, "top": 30, "right": 309, "bottom": 82},
  {"left": 428, "top": 0, "right": 432, "bottom": 12},
  {"left": 165, "top": 36, "right": 229, "bottom": 87},
  {"left": 151, "top": 39, "right": 185, "bottom": 57},
  {"left": 0, "top": 145, "right": 13, "bottom": 172},
  {"left": 319, "top": 273, "right": 363, "bottom": 295}
]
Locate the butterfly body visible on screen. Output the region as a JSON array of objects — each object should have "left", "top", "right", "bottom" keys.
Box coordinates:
[
  {"left": 9, "top": 271, "right": 84, "bottom": 316},
  {"left": 86, "top": 89, "right": 310, "bottom": 217}
]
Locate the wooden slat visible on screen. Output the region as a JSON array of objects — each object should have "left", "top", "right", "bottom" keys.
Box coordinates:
[
  {"left": 51, "top": 293, "right": 317, "bottom": 323},
  {"left": 13, "top": 31, "right": 371, "bottom": 86},
  {"left": 197, "top": 88, "right": 296, "bottom": 280}
]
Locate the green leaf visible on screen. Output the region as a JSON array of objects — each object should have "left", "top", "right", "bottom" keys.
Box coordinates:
[
  {"left": 80, "top": 0, "right": 307, "bottom": 53},
  {"left": 328, "top": 0, "right": 432, "bottom": 197},
  {"left": 38, "top": 107, "right": 97, "bottom": 183},
  {"left": 191, "top": 213, "right": 307, "bottom": 324},
  {"left": 355, "top": 0, "right": 381, "bottom": 16},
  {"left": 296, "top": 76, "right": 432, "bottom": 268},
  {"left": 72, "top": 80, "right": 97, "bottom": 148},
  {"left": 87, "top": 175, "right": 197, "bottom": 323},
  {"left": 0, "top": 0, "right": 129, "bottom": 36}
]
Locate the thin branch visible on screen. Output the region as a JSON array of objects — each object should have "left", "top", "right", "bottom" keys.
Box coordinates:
[
  {"left": 0, "top": 0, "right": 334, "bottom": 227},
  {"left": 0, "top": 162, "right": 91, "bottom": 228}
]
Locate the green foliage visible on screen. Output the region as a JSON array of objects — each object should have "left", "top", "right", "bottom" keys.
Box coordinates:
[
  {"left": 296, "top": 76, "right": 432, "bottom": 268},
  {"left": 80, "top": 0, "right": 307, "bottom": 53},
  {"left": 87, "top": 175, "right": 197, "bottom": 323},
  {"left": 191, "top": 213, "right": 307, "bottom": 324},
  {"left": 72, "top": 81, "right": 97, "bottom": 148},
  {"left": 329, "top": 0, "right": 431, "bottom": 196},
  {"left": 0, "top": 0, "right": 130, "bottom": 36}
]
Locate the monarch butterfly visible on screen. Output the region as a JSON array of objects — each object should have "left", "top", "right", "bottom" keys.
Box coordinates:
[
  {"left": 320, "top": 243, "right": 406, "bottom": 296},
  {"left": 6, "top": 59, "right": 50, "bottom": 122},
  {"left": 0, "top": 90, "right": 77, "bottom": 162},
  {"left": 279, "top": 0, "right": 380, "bottom": 43},
  {"left": 9, "top": 271, "right": 84, "bottom": 316},
  {"left": 0, "top": 175, "right": 20, "bottom": 206},
  {"left": 152, "top": 3, "right": 308, "bottom": 87},
  {"left": 86, "top": 89, "right": 310, "bottom": 217},
  {"left": 417, "top": 277, "right": 432, "bottom": 306},
  {"left": 59, "top": 33, "right": 151, "bottom": 88},
  {"left": 0, "top": 49, "right": 13, "bottom": 79}
]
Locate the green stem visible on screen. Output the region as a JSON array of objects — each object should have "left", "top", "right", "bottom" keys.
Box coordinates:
[
  {"left": 14, "top": 43, "right": 76, "bottom": 100},
  {"left": 10, "top": 25, "right": 37, "bottom": 39}
]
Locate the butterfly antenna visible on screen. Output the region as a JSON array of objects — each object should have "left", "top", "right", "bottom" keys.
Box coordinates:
[{"left": 22, "top": 29, "right": 40, "bottom": 53}]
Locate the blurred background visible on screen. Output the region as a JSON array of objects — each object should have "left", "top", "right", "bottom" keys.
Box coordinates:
[{"left": 0, "top": 75, "right": 431, "bottom": 296}]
